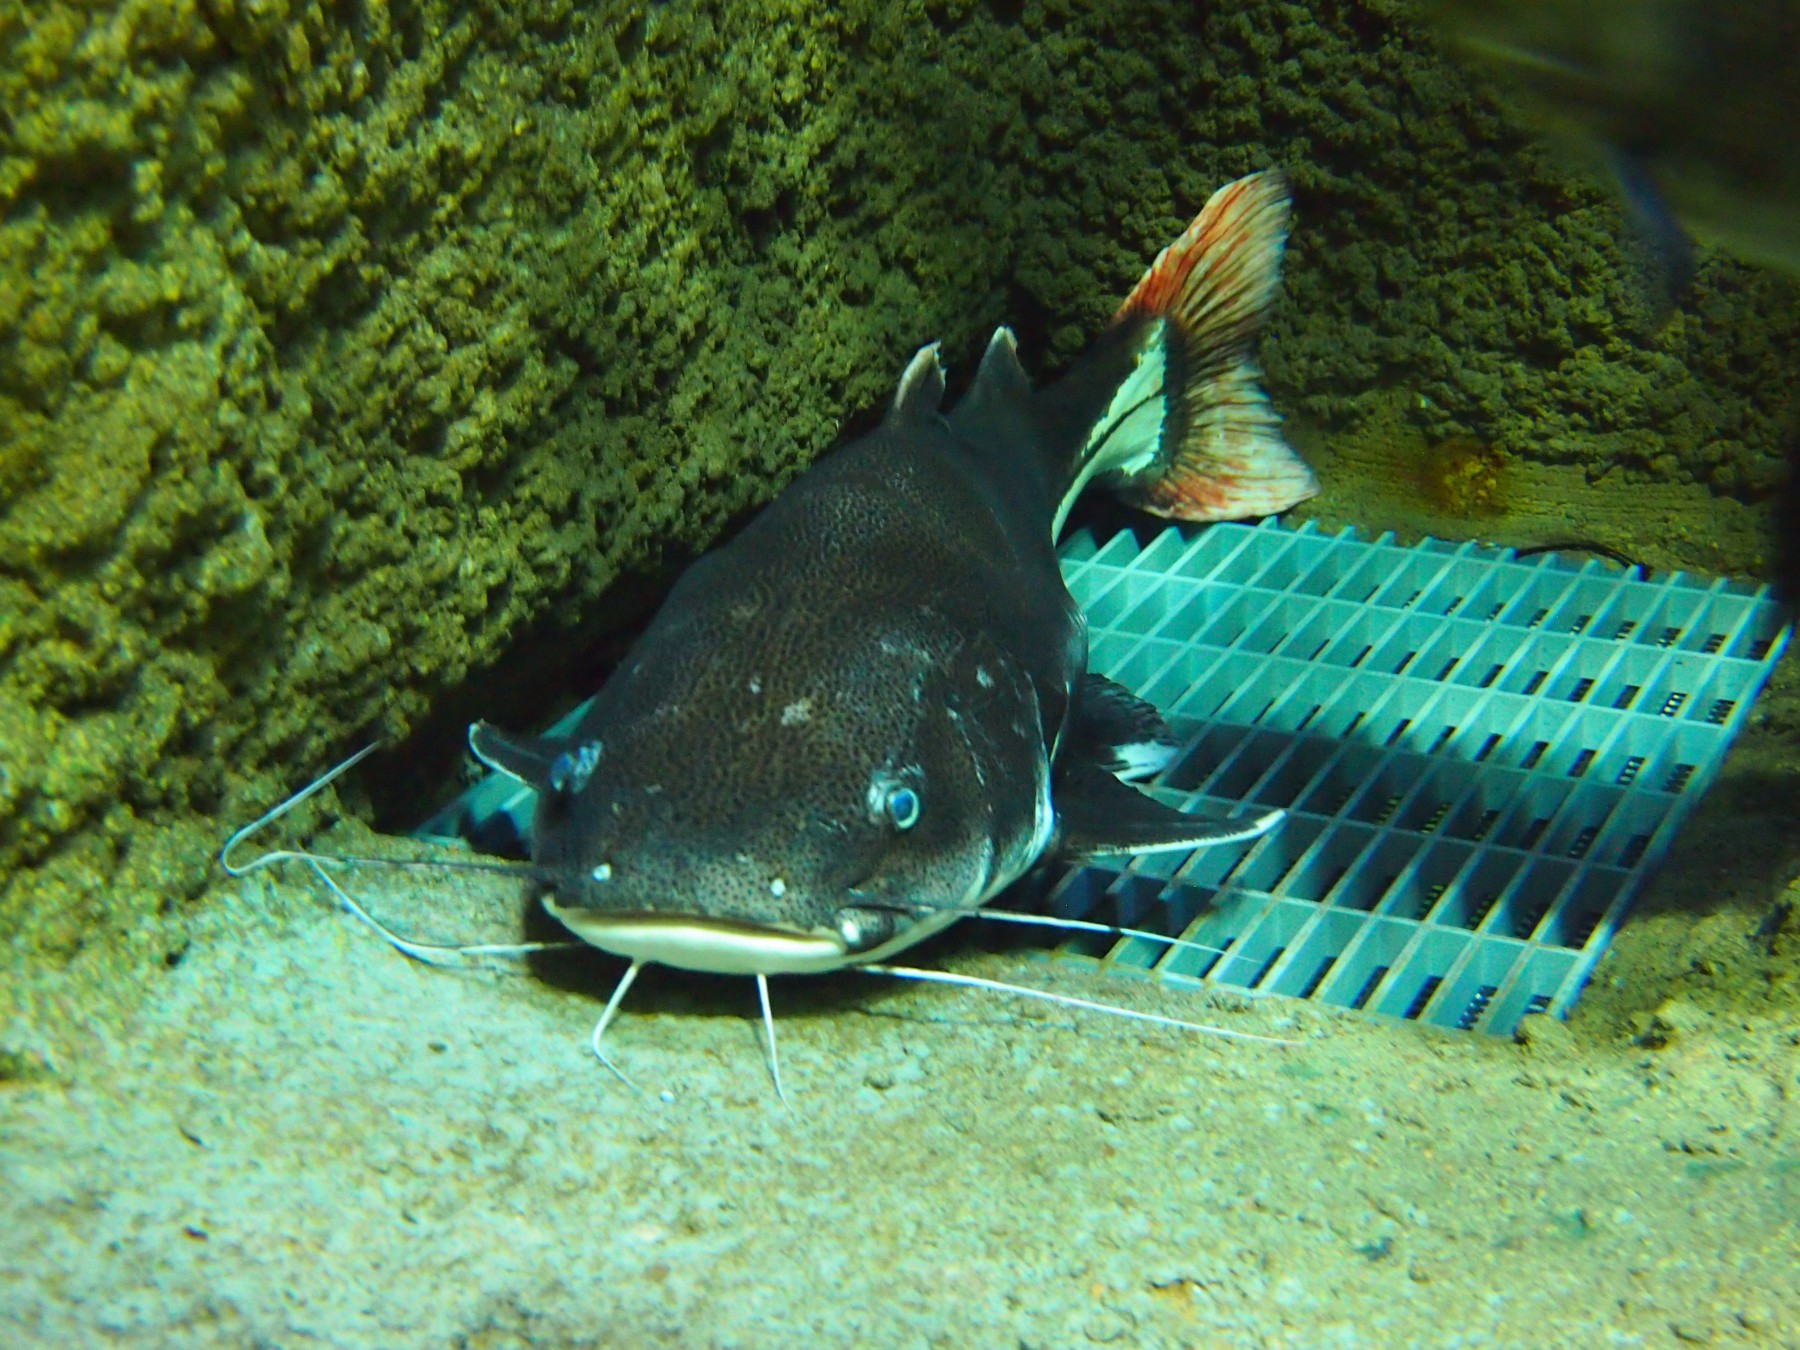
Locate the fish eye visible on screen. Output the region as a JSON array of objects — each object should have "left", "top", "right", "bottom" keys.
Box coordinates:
[{"left": 884, "top": 785, "right": 921, "bottom": 830}]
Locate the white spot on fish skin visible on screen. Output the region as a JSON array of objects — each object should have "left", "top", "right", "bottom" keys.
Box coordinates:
[
  {"left": 976, "top": 665, "right": 994, "bottom": 689},
  {"left": 770, "top": 877, "right": 787, "bottom": 898},
  {"left": 591, "top": 863, "right": 613, "bottom": 882},
  {"left": 780, "top": 698, "right": 813, "bottom": 726},
  {"left": 748, "top": 676, "right": 763, "bottom": 695}
]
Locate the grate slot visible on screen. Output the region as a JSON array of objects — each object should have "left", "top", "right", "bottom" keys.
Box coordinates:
[
  {"left": 1349, "top": 966, "right": 1389, "bottom": 1010},
  {"left": 1458, "top": 986, "right": 1497, "bottom": 1030},
  {"left": 1207, "top": 899, "right": 1314, "bottom": 990},
  {"left": 1298, "top": 957, "right": 1337, "bottom": 999},
  {"left": 1425, "top": 936, "right": 1534, "bottom": 1032},
  {"left": 1403, "top": 976, "right": 1443, "bottom": 1020}
]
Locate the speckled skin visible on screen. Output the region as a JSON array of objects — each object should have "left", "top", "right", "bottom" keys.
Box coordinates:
[{"left": 507, "top": 338, "right": 1091, "bottom": 958}]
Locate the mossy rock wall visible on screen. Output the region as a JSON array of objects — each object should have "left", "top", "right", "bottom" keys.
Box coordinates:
[{"left": 2, "top": 0, "right": 1796, "bottom": 995}]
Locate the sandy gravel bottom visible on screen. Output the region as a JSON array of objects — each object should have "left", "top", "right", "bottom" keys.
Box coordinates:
[{"left": 2, "top": 855, "right": 1796, "bottom": 1349}]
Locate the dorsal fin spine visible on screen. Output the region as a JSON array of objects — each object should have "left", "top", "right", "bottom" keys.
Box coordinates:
[{"left": 888, "top": 342, "right": 946, "bottom": 425}]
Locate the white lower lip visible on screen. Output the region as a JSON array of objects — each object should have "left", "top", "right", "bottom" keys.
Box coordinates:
[
  {"left": 541, "top": 898, "right": 978, "bottom": 975},
  {"left": 543, "top": 900, "right": 854, "bottom": 975}
]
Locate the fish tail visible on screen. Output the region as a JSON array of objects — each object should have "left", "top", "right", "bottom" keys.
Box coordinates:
[{"left": 1059, "top": 170, "right": 1318, "bottom": 528}]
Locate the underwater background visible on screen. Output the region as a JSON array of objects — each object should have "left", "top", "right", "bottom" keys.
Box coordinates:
[{"left": 3, "top": 1, "right": 1799, "bottom": 1345}]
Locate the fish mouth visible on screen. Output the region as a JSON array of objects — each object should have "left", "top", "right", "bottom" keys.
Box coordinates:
[{"left": 541, "top": 899, "right": 854, "bottom": 975}]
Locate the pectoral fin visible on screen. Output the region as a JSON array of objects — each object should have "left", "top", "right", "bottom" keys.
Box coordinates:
[
  {"left": 1053, "top": 762, "right": 1282, "bottom": 860},
  {"left": 1065, "top": 674, "right": 1181, "bottom": 781}
]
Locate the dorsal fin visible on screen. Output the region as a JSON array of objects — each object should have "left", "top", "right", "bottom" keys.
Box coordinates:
[
  {"left": 950, "top": 326, "right": 1032, "bottom": 437},
  {"left": 468, "top": 721, "right": 560, "bottom": 789},
  {"left": 972, "top": 326, "right": 1030, "bottom": 404},
  {"left": 943, "top": 329, "right": 1029, "bottom": 446},
  {"left": 887, "top": 342, "right": 946, "bottom": 425}
]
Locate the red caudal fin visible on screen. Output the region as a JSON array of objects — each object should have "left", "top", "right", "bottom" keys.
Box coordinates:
[{"left": 1092, "top": 170, "right": 1318, "bottom": 523}]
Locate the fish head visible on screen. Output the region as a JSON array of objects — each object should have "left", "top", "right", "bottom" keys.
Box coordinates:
[{"left": 472, "top": 603, "right": 1053, "bottom": 975}]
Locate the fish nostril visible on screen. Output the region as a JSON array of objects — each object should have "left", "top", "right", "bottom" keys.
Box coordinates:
[{"left": 549, "top": 741, "right": 602, "bottom": 794}]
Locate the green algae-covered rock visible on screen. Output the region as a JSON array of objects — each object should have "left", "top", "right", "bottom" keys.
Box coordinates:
[{"left": 1, "top": 0, "right": 1796, "bottom": 1027}]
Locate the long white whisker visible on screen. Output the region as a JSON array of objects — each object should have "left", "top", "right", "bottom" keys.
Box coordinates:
[
  {"left": 860, "top": 963, "right": 1300, "bottom": 1046},
  {"left": 590, "top": 960, "right": 645, "bottom": 1093},
  {"left": 301, "top": 854, "right": 578, "bottom": 965},
  {"left": 854, "top": 892, "right": 1254, "bottom": 967},
  {"left": 220, "top": 746, "right": 579, "bottom": 966},
  {"left": 220, "top": 744, "right": 382, "bottom": 875},
  {"left": 965, "top": 907, "right": 1235, "bottom": 960},
  {"left": 863, "top": 900, "right": 1296, "bottom": 1001},
  {"left": 310, "top": 852, "right": 539, "bottom": 879},
  {"left": 756, "top": 974, "right": 791, "bottom": 1110}
]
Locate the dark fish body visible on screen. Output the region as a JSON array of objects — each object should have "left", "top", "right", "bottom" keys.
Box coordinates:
[{"left": 471, "top": 172, "right": 1316, "bottom": 978}]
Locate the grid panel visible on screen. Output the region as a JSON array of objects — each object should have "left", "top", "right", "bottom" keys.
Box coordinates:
[{"left": 1050, "top": 520, "right": 1789, "bottom": 1033}]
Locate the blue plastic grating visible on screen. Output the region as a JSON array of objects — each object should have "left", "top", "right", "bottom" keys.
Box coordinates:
[{"left": 1043, "top": 519, "right": 1789, "bottom": 1034}]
